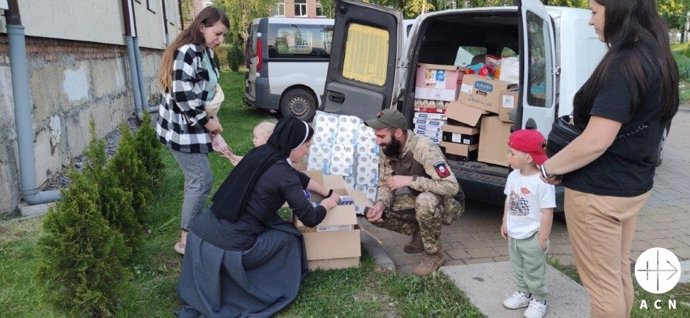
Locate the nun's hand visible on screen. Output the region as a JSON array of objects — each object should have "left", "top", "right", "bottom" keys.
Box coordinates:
[{"left": 321, "top": 195, "right": 339, "bottom": 210}]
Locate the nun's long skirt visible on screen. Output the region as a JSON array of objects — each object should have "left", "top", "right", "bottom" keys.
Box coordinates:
[{"left": 177, "top": 224, "right": 308, "bottom": 318}]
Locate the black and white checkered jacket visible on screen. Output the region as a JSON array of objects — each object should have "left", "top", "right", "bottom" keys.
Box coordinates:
[{"left": 156, "top": 44, "right": 218, "bottom": 153}]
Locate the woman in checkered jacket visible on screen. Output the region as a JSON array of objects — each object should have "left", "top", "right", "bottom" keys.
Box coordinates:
[{"left": 155, "top": 6, "right": 229, "bottom": 255}]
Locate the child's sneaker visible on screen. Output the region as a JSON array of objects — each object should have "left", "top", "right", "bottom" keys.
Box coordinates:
[
  {"left": 523, "top": 299, "right": 547, "bottom": 318},
  {"left": 503, "top": 291, "right": 531, "bottom": 309}
]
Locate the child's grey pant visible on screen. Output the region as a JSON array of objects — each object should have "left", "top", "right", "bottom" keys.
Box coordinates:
[
  {"left": 509, "top": 232, "right": 548, "bottom": 300},
  {"left": 171, "top": 150, "right": 212, "bottom": 231}
]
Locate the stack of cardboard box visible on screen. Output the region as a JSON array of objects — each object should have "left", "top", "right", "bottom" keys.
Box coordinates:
[
  {"left": 413, "top": 64, "right": 520, "bottom": 166},
  {"left": 413, "top": 63, "right": 463, "bottom": 144}
]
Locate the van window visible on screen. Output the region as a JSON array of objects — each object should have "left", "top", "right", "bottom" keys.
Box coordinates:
[
  {"left": 267, "top": 24, "right": 333, "bottom": 58},
  {"left": 526, "top": 12, "right": 554, "bottom": 108},
  {"left": 342, "top": 23, "right": 388, "bottom": 86}
]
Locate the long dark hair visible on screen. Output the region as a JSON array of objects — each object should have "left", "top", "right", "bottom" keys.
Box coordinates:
[
  {"left": 574, "top": 0, "right": 678, "bottom": 122},
  {"left": 157, "top": 6, "right": 229, "bottom": 91}
]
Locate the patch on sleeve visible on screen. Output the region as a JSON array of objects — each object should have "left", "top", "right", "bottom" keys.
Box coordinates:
[{"left": 433, "top": 161, "right": 451, "bottom": 178}]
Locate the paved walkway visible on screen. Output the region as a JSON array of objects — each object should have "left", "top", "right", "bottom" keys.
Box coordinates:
[{"left": 361, "top": 108, "right": 690, "bottom": 274}]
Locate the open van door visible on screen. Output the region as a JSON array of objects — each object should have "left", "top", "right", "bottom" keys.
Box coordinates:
[
  {"left": 321, "top": 0, "right": 403, "bottom": 120},
  {"left": 518, "top": 0, "right": 557, "bottom": 134}
]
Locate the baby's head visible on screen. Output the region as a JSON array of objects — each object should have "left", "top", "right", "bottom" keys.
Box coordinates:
[
  {"left": 252, "top": 121, "right": 276, "bottom": 147},
  {"left": 506, "top": 129, "right": 547, "bottom": 170}
]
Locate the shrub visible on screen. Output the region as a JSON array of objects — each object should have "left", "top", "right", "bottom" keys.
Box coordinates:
[
  {"left": 674, "top": 51, "right": 690, "bottom": 82},
  {"left": 83, "top": 121, "right": 143, "bottom": 255},
  {"left": 36, "top": 171, "right": 130, "bottom": 317},
  {"left": 134, "top": 113, "right": 164, "bottom": 187},
  {"left": 215, "top": 44, "right": 230, "bottom": 71},
  {"left": 228, "top": 43, "right": 244, "bottom": 72},
  {"left": 109, "top": 125, "right": 152, "bottom": 226}
]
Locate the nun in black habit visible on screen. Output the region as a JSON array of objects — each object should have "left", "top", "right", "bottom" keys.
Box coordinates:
[{"left": 177, "top": 116, "right": 340, "bottom": 318}]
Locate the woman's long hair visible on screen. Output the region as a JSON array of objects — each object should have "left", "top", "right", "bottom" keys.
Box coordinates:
[
  {"left": 157, "top": 6, "right": 229, "bottom": 92},
  {"left": 574, "top": 0, "right": 678, "bottom": 122}
]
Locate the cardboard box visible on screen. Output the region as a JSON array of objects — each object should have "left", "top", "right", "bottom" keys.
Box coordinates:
[
  {"left": 442, "top": 124, "right": 479, "bottom": 145},
  {"left": 445, "top": 101, "right": 488, "bottom": 127},
  {"left": 414, "top": 123, "right": 443, "bottom": 132},
  {"left": 414, "top": 64, "right": 462, "bottom": 101},
  {"left": 414, "top": 111, "right": 448, "bottom": 121},
  {"left": 499, "top": 89, "right": 518, "bottom": 123},
  {"left": 414, "top": 107, "right": 447, "bottom": 114},
  {"left": 414, "top": 128, "right": 443, "bottom": 140},
  {"left": 412, "top": 117, "right": 446, "bottom": 126},
  {"left": 478, "top": 116, "right": 512, "bottom": 167},
  {"left": 293, "top": 170, "right": 371, "bottom": 271},
  {"left": 458, "top": 74, "right": 517, "bottom": 113},
  {"left": 440, "top": 142, "right": 478, "bottom": 162}
]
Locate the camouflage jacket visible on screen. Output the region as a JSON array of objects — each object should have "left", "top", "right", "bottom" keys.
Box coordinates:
[{"left": 376, "top": 131, "right": 459, "bottom": 208}]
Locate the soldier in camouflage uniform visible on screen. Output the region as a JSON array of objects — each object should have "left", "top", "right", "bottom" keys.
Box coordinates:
[{"left": 364, "top": 109, "right": 464, "bottom": 276}]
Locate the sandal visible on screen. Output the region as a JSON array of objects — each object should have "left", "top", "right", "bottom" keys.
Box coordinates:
[{"left": 174, "top": 241, "right": 185, "bottom": 255}]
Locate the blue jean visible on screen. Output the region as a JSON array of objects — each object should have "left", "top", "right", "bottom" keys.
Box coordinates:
[{"left": 170, "top": 149, "right": 212, "bottom": 231}]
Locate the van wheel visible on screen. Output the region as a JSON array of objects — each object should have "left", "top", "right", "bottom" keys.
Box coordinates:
[{"left": 281, "top": 89, "right": 316, "bottom": 122}]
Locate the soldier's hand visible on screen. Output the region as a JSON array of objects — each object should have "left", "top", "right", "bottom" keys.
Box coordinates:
[
  {"left": 385, "top": 175, "right": 414, "bottom": 191},
  {"left": 366, "top": 202, "right": 385, "bottom": 223}
]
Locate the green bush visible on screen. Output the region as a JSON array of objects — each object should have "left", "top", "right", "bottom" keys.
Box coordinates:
[
  {"left": 83, "top": 121, "right": 143, "bottom": 255},
  {"left": 674, "top": 52, "right": 690, "bottom": 82},
  {"left": 134, "top": 113, "right": 164, "bottom": 187},
  {"left": 109, "top": 125, "right": 152, "bottom": 226},
  {"left": 215, "top": 44, "right": 230, "bottom": 71},
  {"left": 228, "top": 44, "right": 244, "bottom": 72},
  {"left": 35, "top": 171, "right": 130, "bottom": 317}
]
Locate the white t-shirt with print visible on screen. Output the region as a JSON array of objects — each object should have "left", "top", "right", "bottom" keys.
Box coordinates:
[{"left": 503, "top": 169, "right": 556, "bottom": 239}]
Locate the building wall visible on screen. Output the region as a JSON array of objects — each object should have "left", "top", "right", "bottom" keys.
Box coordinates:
[
  {"left": 283, "top": 0, "right": 320, "bottom": 18},
  {"left": 0, "top": 0, "right": 180, "bottom": 214}
]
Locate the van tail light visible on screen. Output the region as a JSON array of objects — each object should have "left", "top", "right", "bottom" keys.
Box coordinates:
[{"left": 256, "top": 38, "right": 263, "bottom": 72}]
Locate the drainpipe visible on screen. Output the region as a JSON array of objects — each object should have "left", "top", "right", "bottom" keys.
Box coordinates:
[
  {"left": 133, "top": 37, "right": 149, "bottom": 111},
  {"left": 122, "top": 0, "right": 144, "bottom": 119},
  {"left": 5, "top": 0, "right": 61, "bottom": 204}
]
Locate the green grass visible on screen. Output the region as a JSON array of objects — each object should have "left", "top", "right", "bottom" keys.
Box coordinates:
[{"left": 0, "top": 70, "right": 482, "bottom": 317}]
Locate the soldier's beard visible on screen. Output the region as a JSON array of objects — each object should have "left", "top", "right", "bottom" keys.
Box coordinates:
[{"left": 382, "top": 137, "right": 402, "bottom": 157}]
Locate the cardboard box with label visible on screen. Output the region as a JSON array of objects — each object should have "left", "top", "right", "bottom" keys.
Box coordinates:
[
  {"left": 442, "top": 123, "right": 479, "bottom": 145},
  {"left": 414, "top": 111, "right": 448, "bottom": 121},
  {"left": 499, "top": 89, "right": 518, "bottom": 123},
  {"left": 414, "top": 64, "right": 462, "bottom": 101},
  {"left": 458, "top": 74, "right": 517, "bottom": 114},
  {"left": 440, "top": 142, "right": 478, "bottom": 162},
  {"left": 414, "top": 127, "right": 443, "bottom": 140},
  {"left": 478, "top": 116, "right": 512, "bottom": 167},
  {"left": 445, "top": 101, "right": 488, "bottom": 127},
  {"left": 293, "top": 171, "right": 371, "bottom": 271}
]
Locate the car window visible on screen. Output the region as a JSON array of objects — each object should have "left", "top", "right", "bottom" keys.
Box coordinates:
[{"left": 342, "top": 23, "right": 389, "bottom": 86}]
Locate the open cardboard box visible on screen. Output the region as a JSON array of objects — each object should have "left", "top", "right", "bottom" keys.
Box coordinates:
[{"left": 293, "top": 170, "right": 372, "bottom": 271}]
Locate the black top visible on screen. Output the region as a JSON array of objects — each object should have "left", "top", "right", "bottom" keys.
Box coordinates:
[
  {"left": 562, "top": 59, "right": 668, "bottom": 197},
  {"left": 192, "top": 160, "right": 326, "bottom": 251}
]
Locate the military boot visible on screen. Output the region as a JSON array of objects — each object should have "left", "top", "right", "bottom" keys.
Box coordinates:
[
  {"left": 414, "top": 250, "right": 444, "bottom": 276},
  {"left": 403, "top": 229, "right": 424, "bottom": 254}
]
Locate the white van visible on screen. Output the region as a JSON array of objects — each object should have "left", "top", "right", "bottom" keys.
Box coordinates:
[
  {"left": 321, "top": 0, "right": 609, "bottom": 209},
  {"left": 244, "top": 17, "right": 416, "bottom": 121},
  {"left": 244, "top": 17, "right": 334, "bottom": 121}
]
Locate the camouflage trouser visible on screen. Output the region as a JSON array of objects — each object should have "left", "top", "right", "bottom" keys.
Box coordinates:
[{"left": 372, "top": 191, "right": 445, "bottom": 254}]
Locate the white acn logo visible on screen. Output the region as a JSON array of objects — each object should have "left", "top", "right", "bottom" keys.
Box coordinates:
[{"left": 634, "top": 247, "right": 681, "bottom": 294}]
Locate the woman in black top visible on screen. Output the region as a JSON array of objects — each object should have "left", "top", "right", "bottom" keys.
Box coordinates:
[
  {"left": 177, "top": 116, "right": 339, "bottom": 317},
  {"left": 540, "top": 1, "right": 678, "bottom": 316}
]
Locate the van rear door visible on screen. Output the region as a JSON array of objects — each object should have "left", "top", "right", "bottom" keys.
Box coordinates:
[
  {"left": 518, "top": 0, "right": 557, "bottom": 134},
  {"left": 322, "top": 0, "right": 403, "bottom": 120}
]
